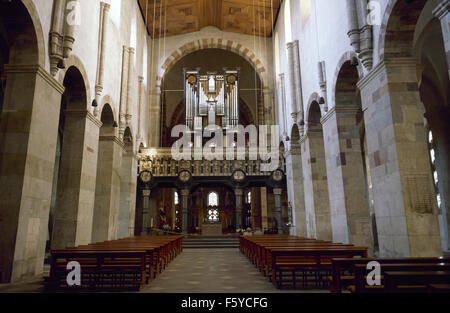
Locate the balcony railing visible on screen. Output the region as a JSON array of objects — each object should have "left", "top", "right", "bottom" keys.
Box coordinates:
[{"left": 138, "top": 147, "right": 285, "bottom": 177}]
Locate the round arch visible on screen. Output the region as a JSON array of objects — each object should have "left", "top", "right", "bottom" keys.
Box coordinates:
[
  {"left": 19, "top": 0, "right": 46, "bottom": 67},
  {"left": 331, "top": 51, "right": 364, "bottom": 109},
  {"left": 123, "top": 126, "right": 134, "bottom": 153},
  {"left": 58, "top": 55, "right": 91, "bottom": 111},
  {"left": 99, "top": 103, "right": 116, "bottom": 137},
  {"left": 100, "top": 94, "right": 119, "bottom": 125},
  {"left": 158, "top": 38, "right": 268, "bottom": 88},
  {"left": 378, "top": 0, "right": 428, "bottom": 60},
  {"left": 305, "top": 93, "right": 323, "bottom": 133}
]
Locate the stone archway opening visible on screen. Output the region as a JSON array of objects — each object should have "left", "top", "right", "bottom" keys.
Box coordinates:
[
  {"left": 333, "top": 60, "right": 377, "bottom": 255},
  {"left": 413, "top": 6, "right": 450, "bottom": 252},
  {"left": 118, "top": 127, "right": 138, "bottom": 239},
  {"left": 304, "top": 101, "right": 331, "bottom": 240},
  {"left": 92, "top": 104, "right": 121, "bottom": 243},
  {"left": 51, "top": 66, "right": 92, "bottom": 251},
  {"left": 0, "top": 0, "right": 56, "bottom": 283}
]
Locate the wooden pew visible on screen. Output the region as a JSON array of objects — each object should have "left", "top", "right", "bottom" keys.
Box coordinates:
[
  {"left": 330, "top": 257, "right": 450, "bottom": 293},
  {"left": 47, "top": 235, "right": 183, "bottom": 291},
  {"left": 384, "top": 271, "right": 450, "bottom": 293},
  {"left": 270, "top": 247, "right": 367, "bottom": 289},
  {"left": 354, "top": 263, "right": 450, "bottom": 293},
  {"left": 48, "top": 250, "right": 147, "bottom": 291},
  {"left": 427, "top": 284, "right": 450, "bottom": 293}
]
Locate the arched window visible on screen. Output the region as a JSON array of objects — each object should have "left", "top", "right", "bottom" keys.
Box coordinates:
[
  {"left": 284, "top": 0, "right": 292, "bottom": 43},
  {"left": 174, "top": 191, "right": 179, "bottom": 205},
  {"left": 208, "top": 192, "right": 218, "bottom": 207},
  {"left": 428, "top": 130, "right": 441, "bottom": 209},
  {"left": 247, "top": 192, "right": 251, "bottom": 204},
  {"left": 130, "top": 3, "right": 137, "bottom": 66},
  {"left": 110, "top": 0, "right": 121, "bottom": 28}
]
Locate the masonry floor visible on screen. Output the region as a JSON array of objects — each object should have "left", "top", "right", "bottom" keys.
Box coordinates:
[{"left": 0, "top": 248, "right": 326, "bottom": 293}]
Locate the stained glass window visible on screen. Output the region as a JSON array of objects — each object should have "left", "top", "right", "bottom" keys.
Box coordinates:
[{"left": 208, "top": 192, "right": 218, "bottom": 207}]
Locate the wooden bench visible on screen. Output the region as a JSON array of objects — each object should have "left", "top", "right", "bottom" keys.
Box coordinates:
[
  {"left": 355, "top": 263, "right": 450, "bottom": 293},
  {"left": 270, "top": 247, "right": 367, "bottom": 289},
  {"left": 47, "top": 235, "right": 183, "bottom": 291},
  {"left": 384, "top": 271, "right": 450, "bottom": 293},
  {"left": 427, "top": 284, "right": 450, "bottom": 293},
  {"left": 330, "top": 257, "right": 450, "bottom": 293},
  {"left": 47, "top": 250, "right": 147, "bottom": 291}
]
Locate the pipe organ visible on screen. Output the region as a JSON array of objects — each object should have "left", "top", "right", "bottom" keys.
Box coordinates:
[{"left": 184, "top": 70, "right": 240, "bottom": 131}]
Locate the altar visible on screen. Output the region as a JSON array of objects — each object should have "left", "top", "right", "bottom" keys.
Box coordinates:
[{"left": 201, "top": 223, "right": 223, "bottom": 236}]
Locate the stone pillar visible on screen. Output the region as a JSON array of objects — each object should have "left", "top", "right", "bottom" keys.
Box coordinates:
[
  {"left": 0, "top": 65, "right": 64, "bottom": 283},
  {"left": 92, "top": 136, "right": 124, "bottom": 242},
  {"left": 137, "top": 76, "right": 144, "bottom": 140},
  {"left": 292, "top": 40, "right": 305, "bottom": 128},
  {"left": 235, "top": 189, "right": 244, "bottom": 230},
  {"left": 261, "top": 187, "right": 268, "bottom": 230},
  {"left": 285, "top": 147, "right": 307, "bottom": 236},
  {"left": 321, "top": 107, "right": 374, "bottom": 253},
  {"left": 93, "top": 1, "right": 110, "bottom": 117},
  {"left": 119, "top": 46, "right": 130, "bottom": 138},
  {"left": 273, "top": 188, "right": 283, "bottom": 234},
  {"left": 181, "top": 189, "right": 190, "bottom": 234},
  {"left": 433, "top": 0, "right": 450, "bottom": 79},
  {"left": 279, "top": 74, "right": 288, "bottom": 139},
  {"left": 286, "top": 42, "right": 298, "bottom": 122},
  {"left": 301, "top": 134, "right": 332, "bottom": 240},
  {"left": 52, "top": 110, "right": 102, "bottom": 249},
  {"left": 141, "top": 189, "right": 151, "bottom": 235},
  {"left": 126, "top": 47, "right": 135, "bottom": 126},
  {"left": 118, "top": 152, "right": 138, "bottom": 238},
  {"left": 149, "top": 86, "right": 161, "bottom": 147},
  {"left": 357, "top": 59, "right": 442, "bottom": 257},
  {"left": 263, "top": 88, "right": 274, "bottom": 125}
]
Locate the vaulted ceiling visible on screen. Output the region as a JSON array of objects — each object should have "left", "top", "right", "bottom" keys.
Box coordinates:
[{"left": 137, "top": 0, "right": 281, "bottom": 38}]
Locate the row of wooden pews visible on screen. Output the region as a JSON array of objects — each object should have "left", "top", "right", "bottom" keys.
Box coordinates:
[
  {"left": 46, "top": 235, "right": 184, "bottom": 291},
  {"left": 241, "top": 235, "right": 450, "bottom": 292},
  {"left": 331, "top": 257, "right": 450, "bottom": 293},
  {"left": 240, "top": 235, "right": 368, "bottom": 289}
]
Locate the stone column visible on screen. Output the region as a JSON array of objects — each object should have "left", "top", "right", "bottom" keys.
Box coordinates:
[
  {"left": 286, "top": 42, "right": 298, "bottom": 122},
  {"left": 285, "top": 147, "right": 307, "bottom": 236},
  {"left": 119, "top": 46, "right": 130, "bottom": 138},
  {"left": 357, "top": 59, "right": 442, "bottom": 257},
  {"left": 149, "top": 86, "right": 161, "bottom": 147},
  {"left": 279, "top": 74, "right": 288, "bottom": 139},
  {"left": 94, "top": 1, "right": 110, "bottom": 117},
  {"left": 433, "top": 0, "right": 450, "bottom": 79},
  {"left": 273, "top": 188, "right": 283, "bottom": 234},
  {"left": 301, "top": 134, "right": 332, "bottom": 241},
  {"left": 181, "top": 189, "right": 190, "bottom": 234},
  {"left": 137, "top": 76, "right": 144, "bottom": 141},
  {"left": 321, "top": 107, "right": 374, "bottom": 253},
  {"left": 263, "top": 88, "right": 274, "bottom": 125},
  {"left": 261, "top": 187, "right": 268, "bottom": 230},
  {"left": 235, "top": 189, "right": 244, "bottom": 230},
  {"left": 118, "top": 151, "right": 138, "bottom": 239},
  {"left": 292, "top": 40, "right": 305, "bottom": 128},
  {"left": 141, "top": 189, "right": 151, "bottom": 235},
  {"left": 0, "top": 65, "right": 64, "bottom": 283},
  {"left": 126, "top": 47, "right": 135, "bottom": 126},
  {"left": 52, "top": 110, "right": 102, "bottom": 249},
  {"left": 92, "top": 136, "right": 124, "bottom": 242}
]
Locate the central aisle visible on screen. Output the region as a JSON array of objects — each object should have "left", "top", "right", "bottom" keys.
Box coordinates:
[{"left": 141, "top": 249, "right": 319, "bottom": 293}]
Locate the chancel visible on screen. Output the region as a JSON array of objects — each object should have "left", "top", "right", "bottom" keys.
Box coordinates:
[{"left": 0, "top": 0, "right": 450, "bottom": 295}]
